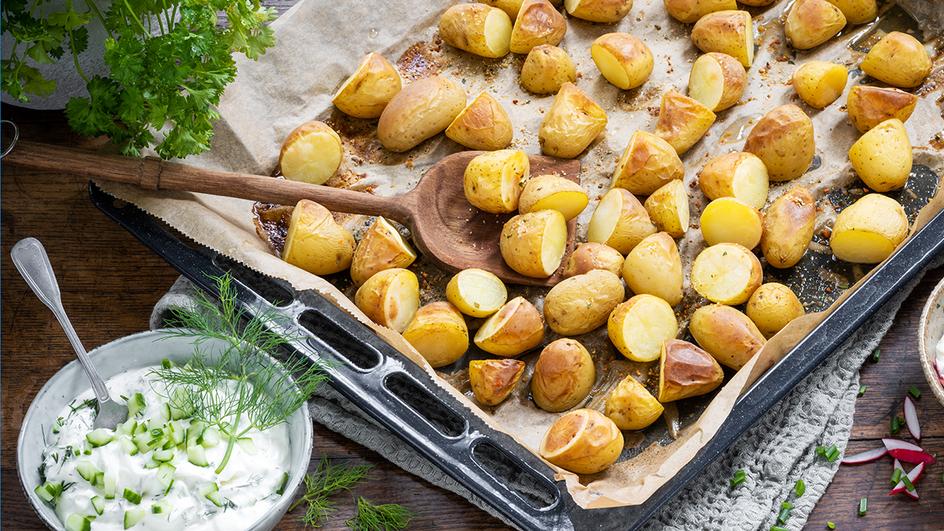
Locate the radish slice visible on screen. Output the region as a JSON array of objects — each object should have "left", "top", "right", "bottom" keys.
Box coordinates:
[
  {"left": 904, "top": 396, "right": 920, "bottom": 441},
  {"left": 890, "top": 461, "right": 925, "bottom": 497},
  {"left": 882, "top": 438, "right": 936, "bottom": 465},
  {"left": 841, "top": 446, "right": 887, "bottom": 465}
]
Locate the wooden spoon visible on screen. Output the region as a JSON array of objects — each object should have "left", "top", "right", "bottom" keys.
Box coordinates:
[{"left": 7, "top": 141, "right": 581, "bottom": 286}]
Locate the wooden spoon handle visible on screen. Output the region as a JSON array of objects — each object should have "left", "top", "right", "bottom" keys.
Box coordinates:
[{"left": 7, "top": 141, "right": 413, "bottom": 223}]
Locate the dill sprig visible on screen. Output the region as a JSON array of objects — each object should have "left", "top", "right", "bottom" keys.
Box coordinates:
[
  {"left": 346, "top": 497, "right": 413, "bottom": 531},
  {"left": 152, "top": 274, "right": 326, "bottom": 473},
  {"left": 290, "top": 458, "right": 372, "bottom": 527}
]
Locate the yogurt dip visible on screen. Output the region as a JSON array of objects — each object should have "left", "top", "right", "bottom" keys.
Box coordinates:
[{"left": 936, "top": 333, "right": 944, "bottom": 382}]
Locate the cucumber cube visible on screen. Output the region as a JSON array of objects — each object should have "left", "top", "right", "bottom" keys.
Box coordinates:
[
  {"left": 127, "top": 393, "right": 147, "bottom": 418},
  {"left": 186, "top": 421, "right": 206, "bottom": 447},
  {"left": 187, "top": 445, "right": 209, "bottom": 467},
  {"left": 275, "top": 472, "right": 290, "bottom": 495},
  {"left": 151, "top": 499, "right": 173, "bottom": 514},
  {"left": 200, "top": 483, "right": 226, "bottom": 508},
  {"left": 86, "top": 429, "right": 114, "bottom": 447},
  {"left": 123, "top": 507, "right": 146, "bottom": 529},
  {"left": 152, "top": 449, "right": 175, "bottom": 463},
  {"left": 65, "top": 514, "right": 92, "bottom": 531},
  {"left": 156, "top": 463, "right": 176, "bottom": 492},
  {"left": 75, "top": 461, "right": 102, "bottom": 483},
  {"left": 237, "top": 437, "right": 257, "bottom": 455},
  {"left": 91, "top": 495, "right": 105, "bottom": 516},
  {"left": 34, "top": 481, "right": 61, "bottom": 503},
  {"left": 199, "top": 427, "right": 220, "bottom": 448},
  {"left": 122, "top": 487, "right": 142, "bottom": 505},
  {"left": 102, "top": 471, "right": 117, "bottom": 499}
]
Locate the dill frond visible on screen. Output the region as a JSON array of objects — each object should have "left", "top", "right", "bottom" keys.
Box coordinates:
[
  {"left": 290, "top": 458, "right": 372, "bottom": 527},
  {"left": 346, "top": 496, "right": 413, "bottom": 531}
]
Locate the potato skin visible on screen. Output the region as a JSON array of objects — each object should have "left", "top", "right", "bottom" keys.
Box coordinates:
[
  {"left": 539, "top": 82, "right": 608, "bottom": 158},
  {"left": 500, "top": 209, "right": 568, "bottom": 277},
  {"left": 622, "top": 232, "right": 683, "bottom": 306},
  {"left": 792, "top": 61, "right": 848, "bottom": 109},
  {"left": 354, "top": 268, "right": 420, "bottom": 332},
  {"left": 377, "top": 76, "right": 467, "bottom": 152},
  {"left": 531, "top": 339, "right": 596, "bottom": 412},
  {"left": 350, "top": 216, "right": 417, "bottom": 286},
  {"left": 848, "top": 118, "right": 912, "bottom": 192},
  {"left": 469, "top": 359, "right": 526, "bottom": 406},
  {"left": 784, "top": 0, "right": 846, "bottom": 50},
  {"left": 539, "top": 408, "right": 624, "bottom": 474},
  {"left": 643, "top": 179, "right": 690, "bottom": 238},
  {"left": 691, "top": 10, "right": 754, "bottom": 67},
  {"left": 332, "top": 53, "right": 402, "bottom": 119},
  {"left": 544, "top": 269, "right": 625, "bottom": 335},
  {"left": 478, "top": 0, "right": 525, "bottom": 19},
  {"left": 860, "top": 31, "right": 931, "bottom": 89},
  {"left": 664, "top": 0, "right": 736, "bottom": 24},
  {"left": 474, "top": 296, "right": 545, "bottom": 356},
  {"left": 282, "top": 199, "right": 355, "bottom": 275},
  {"left": 563, "top": 242, "right": 624, "bottom": 278},
  {"left": 510, "top": 0, "right": 567, "bottom": 54},
  {"left": 612, "top": 131, "right": 684, "bottom": 195},
  {"left": 566, "top": 0, "right": 634, "bottom": 23},
  {"left": 654, "top": 89, "right": 717, "bottom": 155},
  {"left": 761, "top": 186, "right": 816, "bottom": 269},
  {"left": 278, "top": 121, "right": 343, "bottom": 185},
  {"left": 439, "top": 4, "right": 512, "bottom": 59},
  {"left": 658, "top": 339, "right": 724, "bottom": 402},
  {"left": 698, "top": 151, "right": 769, "bottom": 209},
  {"left": 402, "top": 302, "right": 470, "bottom": 368},
  {"left": 744, "top": 104, "right": 815, "bottom": 182},
  {"left": 605, "top": 375, "right": 664, "bottom": 430},
  {"left": 830, "top": 193, "right": 908, "bottom": 264},
  {"left": 464, "top": 149, "right": 530, "bottom": 214},
  {"left": 826, "top": 0, "right": 876, "bottom": 24},
  {"left": 591, "top": 32, "right": 654, "bottom": 90},
  {"left": 689, "top": 304, "right": 766, "bottom": 369},
  {"left": 517, "top": 174, "right": 589, "bottom": 221},
  {"left": 587, "top": 188, "right": 658, "bottom": 254},
  {"left": 520, "top": 45, "right": 576, "bottom": 95},
  {"left": 446, "top": 92, "right": 513, "bottom": 150},
  {"left": 690, "top": 243, "right": 763, "bottom": 305},
  {"left": 846, "top": 85, "right": 917, "bottom": 133},
  {"left": 687, "top": 52, "right": 747, "bottom": 112},
  {"left": 746, "top": 283, "right": 805, "bottom": 337}
]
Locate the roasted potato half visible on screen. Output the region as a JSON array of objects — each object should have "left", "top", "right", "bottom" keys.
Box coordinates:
[
  {"left": 279, "top": 121, "right": 343, "bottom": 185},
  {"left": 446, "top": 92, "right": 513, "bottom": 150},
  {"left": 531, "top": 339, "right": 596, "bottom": 412},
  {"left": 691, "top": 10, "right": 754, "bottom": 67},
  {"left": 830, "top": 193, "right": 909, "bottom": 264},
  {"left": 605, "top": 375, "right": 664, "bottom": 430},
  {"left": 644, "top": 180, "right": 690, "bottom": 238},
  {"left": 283, "top": 200, "right": 355, "bottom": 275},
  {"left": 446, "top": 268, "right": 508, "bottom": 318},
  {"left": 500, "top": 209, "right": 568, "bottom": 277},
  {"left": 591, "top": 33, "right": 654, "bottom": 90},
  {"left": 566, "top": 0, "right": 634, "bottom": 23},
  {"left": 785, "top": 0, "right": 846, "bottom": 50},
  {"left": 539, "top": 82, "right": 608, "bottom": 159},
  {"left": 521, "top": 45, "right": 577, "bottom": 95},
  {"left": 689, "top": 304, "right": 766, "bottom": 370},
  {"left": 608, "top": 294, "right": 679, "bottom": 362},
  {"left": 792, "top": 61, "right": 848, "bottom": 109},
  {"left": 827, "top": 0, "right": 876, "bottom": 24},
  {"left": 691, "top": 243, "right": 762, "bottom": 305},
  {"left": 474, "top": 296, "right": 545, "bottom": 356},
  {"left": 439, "top": 3, "right": 513, "bottom": 59},
  {"left": 760, "top": 186, "right": 816, "bottom": 269},
  {"left": 698, "top": 151, "right": 769, "bottom": 209},
  {"left": 332, "top": 52, "right": 402, "bottom": 119},
  {"left": 654, "top": 89, "right": 717, "bottom": 155},
  {"left": 544, "top": 270, "right": 624, "bottom": 336},
  {"left": 478, "top": 0, "right": 525, "bottom": 19},
  {"left": 622, "top": 232, "right": 683, "bottom": 306},
  {"left": 860, "top": 31, "right": 931, "bottom": 89},
  {"left": 540, "top": 408, "right": 624, "bottom": 474},
  {"left": 469, "top": 359, "right": 526, "bottom": 406},
  {"left": 699, "top": 197, "right": 763, "bottom": 249},
  {"left": 563, "top": 242, "right": 624, "bottom": 278},
  {"left": 518, "top": 175, "right": 589, "bottom": 221},
  {"left": 664, "top": 0, "right": 736, "bottom": 24},
  {"left": 611, "top": 130, "right": 684, "bottom": 195},
  {"left": 658, "top": 339, "right": 724, "bottom": 403},
  {"left": 402, "top": 302, "right": 470, "bottom": 368},
  {"left": 510, "top": 0, "right": 567, "bottom": 54},
  {"left": 464, "top": 149, "right": 530, "bottom": 214},
  {"left": 746, "top": 282, "right": 805, "bottom": 337},
  {"left": 377, "top": 76, "right": 467, "bottom": 152},
  {"left": 744, "top": 104, "right": 815, "bottom": 182},
  {"left": 846, "top": 85, "right": 917, "bottom": 133},
  {"left": 687, "top": 52, "right": 746, "bottom": 112},
  {"left": 350, "top": 216, "right": 417, "bottom": 286},
  {"left": 848, "top": 118, "right": 912, "bottom": 192},
  {"left": 354, "top": 268, "right": 420, "bottom": 333},
  {"left": 587, "top": 188, "right": 657, "bottom": 254}
]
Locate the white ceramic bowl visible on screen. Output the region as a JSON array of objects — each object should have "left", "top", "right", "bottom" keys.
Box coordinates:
[
  {"left": 17, "top": 330, "right": 313, "bottom": 530},
  {"left": 918, "top": 278, "right": 944, "bottom": 407}
]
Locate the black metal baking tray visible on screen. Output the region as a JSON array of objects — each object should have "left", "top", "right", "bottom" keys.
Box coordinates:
[{"left": 91, "top": 183, "right": 944, "bottom": 530}]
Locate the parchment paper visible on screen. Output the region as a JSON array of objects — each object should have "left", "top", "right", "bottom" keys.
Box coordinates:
[{"left": 99, "top": 0, "right": 944, "bottom": 509}]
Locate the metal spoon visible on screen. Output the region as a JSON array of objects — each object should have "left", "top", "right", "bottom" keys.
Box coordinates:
[{"left": 11, "top": 237, "right": 128, "bottom": 429}]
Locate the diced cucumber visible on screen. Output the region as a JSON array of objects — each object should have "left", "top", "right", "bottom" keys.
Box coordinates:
[
  {"left": 162, "top": 403, "right": 172, "bottom": 422},
  {"left": 91, "top": 495, "right": 105, "bottom": 516},
  {"left": 168, "top": 422, "right": 186, "bottom": 446},
  {"left": 199, "top": 427, "right": 220, "bottom": 448},
  {"left": 102, "top": 471, "right": 117, "bottom": 499},
  {"left": 118, "top": 419, "right": 137, "bottom": 436},
  {"left": 156, "top": 463, "right": 176, "bottom": 493},
  {"left": 187, "top": 445, "right": 209, "bottom": 467},
  {"left": 237, "top": 437, "right": 257, "bottom": 455},
  {"left": 64, "top": 514, "right": 92, "bottom": 531},
  {"left": 86, "top": 428, "right": 114, "bottom": 447},
  {"left": 161, "top": 438, "right": 176, "bottom": 451},
  {"left": 186, "top": 421, "right": 205, "bottom": 447},
  {"left": 275, "top": 472, "right": 290, "bottom": 495},
  {"left": 75, "top": 461, "right": 102, "bottom": 483},
  {"left": 92, "top": 472, "right": 104, "bottom": 490},
  {"left": 34, "top": 481, "right": 63, "bottom": 504},
  {"left": 123, "top": 507, "right": 146, "bottom": 529},
  {"left": 143, "top": 459, "right": 161, "bottom": 470},
  {"left": 133, "top": 422, "right": 148, "bottom": 435},
  {"left": 127, "top": 392, "right": 147, "bottom": 418},
  {"left": 200, "top": 483, "right": 226, "bottom": 508},
  {"left": 122, "top": 487, "right": 142, "bottom": 505},
  {"left": 151, "top": 499, "right": 173, "bottom": 514},
  {"left": 119, "top": 436, "right": 139, "bottom": 456},
  {"left": 152, "top": 449, "right": 175, "bottom": 463}
]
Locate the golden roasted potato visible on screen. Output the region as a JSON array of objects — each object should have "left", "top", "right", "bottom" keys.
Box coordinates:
[
  {"left": 402, "top": 302, "right": 469, "bottom": 368},
  {"left": 446, "top": 268, "right": 508, "bottom": 318},
  {"left": 566, "top": 0, "right": 633, "bottom": 22},
  {"left": 544, "top": 270, "right": 624, "bottom": 335},
  {"left": 354, "top": 268, "right": 420, "bottom": 332},
  {"left": 622, "top": 232, "right": 683, "bottom": 306},
  {"left": 279, "top": 121, "right": 343, "bottom": 185},
  {"left": 687, "top": 52, "right": 746, "bottom": 112},
  {"left": 664, "top": 0, "right": 736, "bottom": 24},
  {"left": 699, "top": 197, "right": 763, "bottom": 249},
  {"left": 518, "top": 175, "right": 589, "bottom": 220},
  {"left": 654, "top": 89, "right": 717, "bottom": 155},
  {"left": 608, "top": 294, "right": 679, "bottom": 362},
  {"left": 474, "top": 296, "right": 545, "bottom": 356},
  {"left": 377, "top": 76, "right": 466, "bottom": 152},
  {"left": 531, "top": 339, "right": 596, "bottom": 412},
  {"left": 830, "top": 193, "right": 908, "bottom": 263},
  {"left": 658, "top": 339, "right": 724, "bottom": 403},
  {"left": 520, "top": 45, "right": 577, "bottom": 95},
  {"left": 540, "top": 408, "right": 624, "bottom": 474},
  {"left": 500, "top": 210, "right": 568, "bottom": 277},
  {"left": 611, "top": 131, "right": 684, "bottom": 195},
  {"left": 283, "top": 200, "right": 355, "bottom": 275},
  {"left": 591, "top": 33, "right": 653, "bottom": 90},
  {"left": 744, "top": 104, "right": 815, "bottom": 181},
  {"left": 469, "top": 359, "right": 526, "bottom": 406},
  {"left": 332, "top": 52, "right": 402, "bottom": 119},
  {"left": 644, "top": 180, "right": 690, "bottom": 238},
  {"left": 691, "top": 10, "right": 754, "bottom": 67},
  {"left": 587, "top": 188, "right": 657, "bottom": 254},
  {"left": 478, "top": 0, "right": 525, "bottom": 19},
  {"left": 760, "top": 186, "right": 816, "bottom": 268},
  {"left": 698, "top": 152, "right": 769, "bottom": 209},
  {"left": 860, "top": 31, "right": 931, "bottom": 89},
  {"left": 848, "top": 118, "right": 912, "bottom": 192},
  {"left": 689, "top": 304, "right": 766, "bottom": 369},
  {"left": 784, "top": 0, "right": 846, "bottom": 50},
  {"left": 792, "top": 61, "right": 848, "bottom": 109},
  {"left": 745, "top": 282, "right": 805, "bottom": 337},
  {"left": 464, "top": 149, "right": 530, "bottom": 214},
  {"left": 350, "top": 216, "right": 417, "bottom": 286},
  {"left": 563, "top": 242, "right": 624, "bottom": 278},
  {"left": 605, "top": 375, "right": 664, "bottom": 430},
  {"left": 445, "top": 92, "right": 513, "bottom": 150},
  {"left": 826, "top": 0, "right": 876, "bottom": 24},
  {"left": 846, "top": 85, "right": 917, "bottom": 133},
  {"left": 439, "top": 3, "right": 513, "bottom": 59},
  {"left": 691, "top": 243, "right": 762, "bottom": 305},
  {"left": 738, "top": 0, "right": 775, "bottom": 5},
  {"left": 539, "top": 83, "right": 608, "bottom": 158},
  {"left": 509, "top": 0, "right": 567, "bottom": 54}
]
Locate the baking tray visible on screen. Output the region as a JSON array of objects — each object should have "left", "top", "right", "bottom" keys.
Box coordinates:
[{"left": 90, "top": 183, "right": 944, "bottom": 530}]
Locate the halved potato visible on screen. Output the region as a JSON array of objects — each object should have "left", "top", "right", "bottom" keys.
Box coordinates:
[
  {"left": 474, "top": 296, "right": 545, "bottom": 356},
  {"left": 846, "top": 85, "right": 917, "bottom": 133},
  {"left": 591, "top": 33, "right": 653, "bottom": 90},
  {"left": 446, "top": 268, "right": 508, "bottom": 318},
  {"left": 500, "top": 210, "right": 568, "bottom": 277},
  {"left": 760, "top": 186, "right": 816, "bottom": 269},
  {"left": 510, "top": 0, "right": 567, "bottom": 54},
  {"left": 687, "top": 52, "right": 746, "bottom": 112},
  {"left": 746, "top": 282, "right": 805, "bottom": 337},
  {"left": 544, "top": 269, "right": 624, "bottom": 335},
  {"left": 738, "top": 0, "right": 775, "bottom": 5},
  {"left": 464, "top": 149, "right": 530, "bottom": 214},
  {"left": 830, "top": 193, "right": 909, "bottom": 263},
  {"left": 478, "top": 0, "right": 525, "bottom": 19},
  {"left": 654, "top": 89, "right": 717, "bottom": 155},
  {"left": 402, "top": 302, "right": 469, "bottom": 368},
  {"left": 657, "top": 339, "right": 724, "bottom": 402},
  {"left": 690, "top": 243, "right": 762, "bottom": 305},
  {"left": 689, "top": 304, "right": 766, "bottom": 369},
  {"left": 521, "top": 45, "right": 577, "bottom": 95},
  {"left": 691, "top": 10, "right": 754, "bottom": 67},
  {"left": 566, "top": 0, "right": 634, "bottom": 22},
  {"left": 350, "top": 216, "right": 417, "bottom": 286},
  {"left": 469, "top": 359, "right": 526, "bottom": 406},
  {"left": 605, "top": 375, "right": 664, "bottom": 430},
  {"left": 588, "top": 188, "right": 657, "bottom": 254},
  {"left": 563, "top": 242, "right": 624, "bottom": 278},
  {"left": 697, "top": 151, "right": 769, "bottom": 209},
  {"left": 699, "top": 197, "right": 763, "bottom": 249},
  {"left": 644, "top": 180, "right": 690, "bottom": 238},
  {"left": 860, "top": 31, "right": 931, "bottom": 89},
  {"left": 848, "top": 118, "right": 912, "bottom": 192},
  {"left": 622, "top": 232, "right": 683, "bottom": 306},
  {"left": 827, "top": 0, "right": 876, "bottom": 24},
  {"left": 664, "top": 0, "right": 736, "bottom": 24},
  {"left": 283, "top": 200, "right": 355, "bottom": 275},
  {"left": 785, "top": 0, "right": 846, "bottom": 50},
  {"left": 540, "top": 408, "right": 624, "bottom": 474},
  {"left": 446, "top": 92, "right": 513, "bottom": 150},
  {"left": 354, "top": 268, "right": 420, "bottom": 332},
  {"left": 377, "top": 75, "right": 467, "bottom": 152},
  {"left": 439, "top": 3, "right": 513, "bottom": 59},
  {"left": 744, "top": 104, "right": 815, "bottom": 181},
  {"left": 279, "top": 121, "right": 343, "bottom": 185},
  {"left": 332, "top": 53, "right": 402, "bottom": 119},
  {"left": 531, "top": 339, "right": 596, "bottom": 412},
  {"left": 608, "top": 294, "right": 679, "bottom": 362},
  {"left": 611, "top": 130, "right": 684, "bottom": 195},
  {"left": 518, "top": 175, "right": 589, "bottom": 221},
  {"left": 539, "top": 82, "right": 608, "bottom": 159},
  {"left": 792, "top": 61, "right": 848, "bottom": 109}
]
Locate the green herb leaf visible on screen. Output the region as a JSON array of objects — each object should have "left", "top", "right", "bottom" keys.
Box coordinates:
[
  {"left": 289, "top": 458, "right": 372, "bottom": 528},
  {"left": 890, "top": 415, "right": 903, "bottom": 435},
  {"left": 826, "top": 522, "right": 836, "bottom": 530},
  {"left": 857, "top": 385, "right": 867, "bottom": 397},
  {"left": 858, "top": 497, "right": 868, "bottom": 517},
  {"left": 346, "top": 497, "right": 413, "bottom": 531},
  {"left": 795, "top": 479, "right": 806, "bottom": 497},
  {"left": 870, "top": 349, "right": 880, "bottom": 363},
  {"left": 730, "top": 469, "right": 747, "bottom": 488},
  {"left": 908, "top": 386, "right": 921, "bottom": 399},
  {"left": 891, "top": 468, "right": 903, "bottom": 486}
]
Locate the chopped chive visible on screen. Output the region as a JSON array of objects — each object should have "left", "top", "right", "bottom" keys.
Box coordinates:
[
  {"left": 870, "top": 349, "right": 880, "bottom": 362},
  {"left": 771, "top": 527, "right": 788, "bottom": 531},
  {"left": 901, "top": 474, "right": 915, "bottom": 492},
  {"left": 795, "top": 479, "right": 806, "bottom": 497},
  {"left": 777, "top": 501, "right": 794, "bottom": 524},
  {"left": 858, "top": 497, "right": 868, "bottom": 517},
  {"left": 890, "top": 415, "right": 903, "bottom": 435},
  {"left": 826, "top": 446, "right": 841, "bottom": 463},
  {"left": 891, "top": 468, "right": 903, "bottom": 486},
  {"left": 730, "top": 469, "right": 747, "bottom": 488},
  {"left": 857, "top": 385, "right": 867, "bottom": 397},
  {"left": 816, "top": 445, "right": 827, "bottom": 457},
  {"left": 826, "top": 522, "right": 836, "bottom": 530},
  {"left": 908, "top": 386, "right": 921, "bottom": 399}
]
